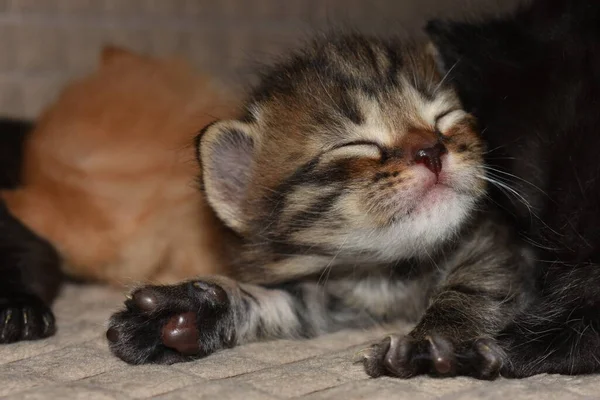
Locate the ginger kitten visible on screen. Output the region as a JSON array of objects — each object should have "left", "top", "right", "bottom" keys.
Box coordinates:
[{"left": 0, "top": 47, "right": 236, "bottom": 343}]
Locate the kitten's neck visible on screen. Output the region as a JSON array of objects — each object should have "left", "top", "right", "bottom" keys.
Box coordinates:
[{"left": 223, "top": 231, "right": 460, "bottom": 286}]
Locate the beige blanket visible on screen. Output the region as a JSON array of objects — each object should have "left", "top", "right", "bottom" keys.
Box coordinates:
[{"left": 0, "top": 284, "right": 597, "bottom": 399}]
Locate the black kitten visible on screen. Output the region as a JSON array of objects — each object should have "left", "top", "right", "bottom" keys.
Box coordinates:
[
  {"left": 0, "top": 119, "right": 62, "bottom": 343},
  {"left": 428, "top": 0, "right": 600, "bottom": 377}
]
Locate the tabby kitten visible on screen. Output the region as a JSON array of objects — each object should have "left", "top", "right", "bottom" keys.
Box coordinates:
[{"left": 107, "top": 33, "right": 533, "bottom": 379}]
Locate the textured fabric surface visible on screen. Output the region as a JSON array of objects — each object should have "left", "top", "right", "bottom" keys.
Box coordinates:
[{"left": 0, "top": 284, "right": 598, "bottom": 399}]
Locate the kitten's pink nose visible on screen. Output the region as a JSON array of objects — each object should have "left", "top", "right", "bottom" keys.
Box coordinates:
[{"left": 414, "top": 143, "right": 447, "bottom": 177}]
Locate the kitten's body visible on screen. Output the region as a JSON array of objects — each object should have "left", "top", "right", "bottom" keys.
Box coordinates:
[
  {"left": 108, "top": 0, "right": 600, "bottom": 378},
  {"left": 0, "top": 48, "right": 235, "bottom": 343},
  {"left": 3, "top": 47, "right": 235, "bottom": 285},
  {"left": 107, "top": 35, "right": 533, "bottom": 377}
]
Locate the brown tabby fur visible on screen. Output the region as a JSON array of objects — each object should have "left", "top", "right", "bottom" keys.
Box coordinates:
[
  {"left": 1, "top": 47, "right": 236, "bottom": 286},
  {"left": 107, "top": 35, "right": 531, "bottom": 377}
]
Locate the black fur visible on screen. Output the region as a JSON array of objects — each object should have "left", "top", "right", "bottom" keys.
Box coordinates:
[
  {"left": 0, "top": 118, "right": 32, "bottom": 189},
  {"left": 428, "top": 0, "right": 600, "bottom": 377},
  {"left": 0, "top": 118, "right": 63, "bottom": 343}
]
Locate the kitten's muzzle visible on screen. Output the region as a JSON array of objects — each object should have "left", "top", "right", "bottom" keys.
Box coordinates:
[{"left": 414, "top": 143, "right": 447, "bottom": 177}]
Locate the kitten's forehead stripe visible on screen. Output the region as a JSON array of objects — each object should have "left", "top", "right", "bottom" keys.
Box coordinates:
[
  {"left": 339, "top": 92, "right": 364, "bottom": 125},
  {"left": 251, "top": 35, "right": 436, "bottom": 108},
  {"left": 383, "top": 43, "right": 402, "bottom": 86}
]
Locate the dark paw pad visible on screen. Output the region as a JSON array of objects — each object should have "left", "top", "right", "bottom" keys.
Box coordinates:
[
  {"left": 161, "top": 312, "right": 200, "bottom": 355},
  {"left": 106, "top": 280, "right": 235, "bottom": 365},
  {"left": 131, "top": 288, "right": 159, "bottom": 312},
  {"left": 0, "top": 294, "right": 55, "bottom": 344},
  {"left": 363, "top": 334, "right": 504, "bottom": 380}
]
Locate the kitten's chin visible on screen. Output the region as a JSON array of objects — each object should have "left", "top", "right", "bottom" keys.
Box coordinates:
[
  {"left": 412, "top": 183, "right": 456, "bottom": 213},
  {"left": 404, "top": 164, "right": 483, "bottom": 222},
  {"left": 342, "top": 190, "right": 477, "bottom": 263}
]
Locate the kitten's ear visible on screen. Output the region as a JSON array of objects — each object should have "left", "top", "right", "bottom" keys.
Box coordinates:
[
  {"left": 425, "top": 20, "right": 462, "bottom": 75},
  {"left": 199, "top": 120, "right": 256, "bottom": 233},
  {"left": 425, "top": 41, "right": 447, "bottom": 77},
  {"left": 100, "top": 45, "right": 141, "bottom": 66}
]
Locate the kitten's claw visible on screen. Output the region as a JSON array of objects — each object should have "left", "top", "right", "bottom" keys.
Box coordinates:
[
  {"left": 0, "top": 293, "right": 55, "bottom": 343},
  {"left": 472, "top": 338, "right": 505, "bottom": 378},
  {"left": 363, "top": 333, "right": 504, "bottom": 380},
  {"left": 427, "top": 335, "right": 455, "bottom": 375},
  {"left": 385, "top": 335, "right": 420, "bottom": 377}
]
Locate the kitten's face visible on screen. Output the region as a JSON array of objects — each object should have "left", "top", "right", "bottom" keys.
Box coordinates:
[{"left": 201, "top": 36, "right": 486, "bottom": 276}]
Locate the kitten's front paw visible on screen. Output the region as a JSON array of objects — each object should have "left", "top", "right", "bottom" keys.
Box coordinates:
[
  {"left": 0, "top": 293, "right": 56, "bottom": 343},
  {"left": 363, "top": 334, "right": 504, "bottom": 380},
  {"left": 107, "top": 280, "right": 236, "bottom": 364}
]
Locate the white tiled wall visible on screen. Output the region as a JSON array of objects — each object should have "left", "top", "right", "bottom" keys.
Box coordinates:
[{"left": 0, "top": 0, "right": 522, "bottom": 118}]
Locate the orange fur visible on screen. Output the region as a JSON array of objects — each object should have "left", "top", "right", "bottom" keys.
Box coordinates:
[{"left": 1, "top": 47, "right": 236, "bottom": 286}]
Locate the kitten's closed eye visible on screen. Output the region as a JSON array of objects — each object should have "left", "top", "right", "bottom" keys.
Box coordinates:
[
  {"left": 320, "top": 141, "right": 382, "bottom": 163},
  {"left": 435, "top": 109, "right": 468, "bottom": 134}
]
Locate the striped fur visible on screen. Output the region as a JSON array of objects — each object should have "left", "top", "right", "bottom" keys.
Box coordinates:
[
  {"left": 202, "top": 34, "right": 487, "bottom": 282},
  {"left": 108, "top": 34, "right": 532, "bottom": 379}
]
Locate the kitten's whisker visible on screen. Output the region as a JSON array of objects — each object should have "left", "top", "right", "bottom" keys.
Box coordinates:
[
  {"left": 485, "top": 156, "right": 516, "bottom": 161},
  {"left": 479, "top": 173, "right": 561, "bottom": 236},
  {"left": 483, "top": 166, "right": 550, "bottom": 198},
  {"left": 318, "top": 236, "right": 348, "bottom": 288},
  {"left": 482, "top": 192, "right": 517, "bottom": 218},
  {"left": 521, "top": 236, "right": 561, "bottom": 251},
  {"left": 482, "top": 170, "right": 567, "bottom": 240},
  {"left": 483, "top": 136, "right": 523, "bottom": 155},
  {"left": 433, "top": 59, "right": 460, "bottom": 94},
  {"left": 422, "top": 247, "right": 441, "bottom": 274},
  {"left": 477, "top": 174, "right": 534, "bottom": 212},
  {"left": 483, "top": 144, "right": 507, "bottom": 155}
]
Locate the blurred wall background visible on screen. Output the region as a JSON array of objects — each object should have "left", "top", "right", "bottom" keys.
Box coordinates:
[{"left": 0, "top": 0, "right": 524, "bottom": 118}]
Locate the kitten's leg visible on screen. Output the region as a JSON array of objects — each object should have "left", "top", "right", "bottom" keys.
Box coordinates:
[
  {"left": 107, "top": 277, "right": 305, "bottom": 364},
  {"left": 0, "top": 201, "right": 62, "bottom": 343},
  {"left": 106, "top": 275, "right": 427, "bottom": 365},
  {"left": 107, "top": 277, "right": 351, "bottom": 364},
  {"left": 364, "top": 222, "right": 534, "bottom": 380},
  {"left": 106, "top": 277, "right": 328, "bottom": 364},
  {"left": 498, "top": 265, "right": 600, "bottom": 378}
]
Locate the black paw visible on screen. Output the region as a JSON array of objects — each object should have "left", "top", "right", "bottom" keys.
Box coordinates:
[
  {"left": 363, "top": 334, "right": 504, "bottom": 380},
  {"left": 107, "top": 280, "right": 236, "bottom": 365},
  {"left": 0, "top": 293, "right": 56, "bottom": 343}
]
